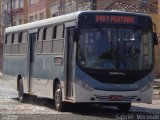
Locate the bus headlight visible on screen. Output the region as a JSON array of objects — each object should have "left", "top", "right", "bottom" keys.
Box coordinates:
[
  {"left": 81, "top": 81, "right": 94, "bottom": 91},
  {"left": 140, "top": 81, "right": 153, "bottom": 93},
  {"left": 76, "top": 80, "right": 94, "bottom": 91}
]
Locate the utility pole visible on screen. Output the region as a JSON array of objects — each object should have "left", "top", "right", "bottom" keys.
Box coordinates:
[{"left": 10, "top": 0, "right": 13, "bottom": 26}]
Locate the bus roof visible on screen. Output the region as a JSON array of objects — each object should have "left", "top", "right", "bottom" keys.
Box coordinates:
[
  {"left": 5, "top": 11, "right": 81, "bottom": 33},
  {"left": 5, "top": 10, "right": 150, "bottom": 33}
]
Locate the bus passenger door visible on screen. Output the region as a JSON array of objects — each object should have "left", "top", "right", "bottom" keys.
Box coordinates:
[
  {"left": 66, "top": 28, "right": 75, "bottom": 99},
  {"left": 28, "top": 33, "right": 36, "bottom": 92}
]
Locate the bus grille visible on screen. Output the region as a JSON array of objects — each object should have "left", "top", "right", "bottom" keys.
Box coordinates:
[
  {"left": 83, "top": 68, "right": 150, "bottom": 84},
  {"left": 91, "top": 74, "right": 144, "bottom": 84}
]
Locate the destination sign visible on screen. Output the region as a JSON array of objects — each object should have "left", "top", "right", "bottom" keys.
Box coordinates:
[
  {"left": 78, "top": 12, "right": 152, "bottom": 28},
  {"left": 95, "top": 15, "right": 135, "bottom": 24}
]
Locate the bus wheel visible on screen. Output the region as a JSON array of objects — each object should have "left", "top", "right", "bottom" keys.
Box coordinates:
[
  {"left": 55, "top": 82, "right": 64, "bottom": 111},
  {"left": 18, "top": 80, "right": 24, "bottom": 103},
  {"left": 117, "top": 103, "right": 131, "bottom": 112}
]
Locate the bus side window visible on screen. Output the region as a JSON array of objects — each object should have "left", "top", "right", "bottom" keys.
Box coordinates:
[
  {"left": 19, "top": 31, "right": 28, "bottom": 54},
  {"left": 46, "top": 27, "right": 53, "bottom": 40},
  {"left": 43, "top": 28, "right": 47, "bottom": 40},
  {"left": 5, "top": 34, "right": 11, "bottom": 45},
  {"left": 11, "top": 34, "right": 14, "bottom": 43},
  {"left": 22, "top": 31, "right": 28, "bottom": 43},
  {"left": 18, "top": 32, "right": 22, "bottom": 43},
  {"left": 11, "top": 33, "right": 19, "bottom": 54},
  {"left": 14, "top": 33, "right": 19, "bottom": 43},
  {"left": 36, "top": 28, "right": 43, "bottom": 53},
  {"left": 38, "top": 28, "right": 43, "bottom": 41},
  {"left": 53, "top": 24, "right": 64, "bottom": 54},
  {"left": 42, "top": 27, "right": 53, "bottom": 53},
  {"left": 4, "top": 34, "right": 12, "bottom": 54},
  {"left": 56, "top": 24, "right": 64, "bottom": 39},
  {"left": 53, "top": 26, "right": 57, "bottom": 39}
]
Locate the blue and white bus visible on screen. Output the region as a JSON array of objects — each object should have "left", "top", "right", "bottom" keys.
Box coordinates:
[{"left": 3, "top": 11, "right": 158, "bottom": 112}]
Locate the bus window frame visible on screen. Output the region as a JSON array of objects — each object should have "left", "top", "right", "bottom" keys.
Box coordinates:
[
  {"left": 4, "top": 34, "right": 12, "bottom": 54},
  {"left": 19, "top": 31, "right": 28, "bottom": 55},
  {"left": 42, "top": 26, "right": 53, "bottom": 54},
  {"left": 36, "top": 28, "right": 43, "bottom": 54},
  {"left": 11, "top": 33, "right": 19, "bottom": 54},
  {"left": 52, "top": 24, "right": 65, "bottom": 55}
]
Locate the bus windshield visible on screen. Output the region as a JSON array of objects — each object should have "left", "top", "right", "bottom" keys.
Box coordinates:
[{"left": 77, "top": 28, "right": 154, "bottom": 71}]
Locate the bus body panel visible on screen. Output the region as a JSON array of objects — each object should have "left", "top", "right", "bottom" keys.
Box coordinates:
[
  {"left": 74, "top": 82, "right": 153, "bottom": 103},
  {"left": 74, "top": 64, "right": 153, "bottom": 103},
  {"left": 33, "top": 54, "right": 64, "bottom": 98},
  {"left": 3, "top": 55, "right": 28, "bottom": 92},
  {"left": 3, "top": 55, "right": 28, "bottom": 76}
]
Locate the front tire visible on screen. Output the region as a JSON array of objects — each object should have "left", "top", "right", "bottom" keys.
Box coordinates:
[
  {"left": 117, "top": 103, "right": 131, "bottom": 112},
  {"left": 54, "top": 82, "right": 64, "bottom": 111},
  {"left": 18, "top": 80, "right": 24, "bottom": 103}
]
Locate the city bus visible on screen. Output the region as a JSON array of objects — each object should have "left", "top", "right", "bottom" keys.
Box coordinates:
[{"left": 3, "top": 11, "right": 158, "bottom": 112}]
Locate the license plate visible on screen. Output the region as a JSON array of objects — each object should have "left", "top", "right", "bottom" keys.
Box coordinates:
[{"left": 109, "top": 95, "right": 123, "bottom": 101}]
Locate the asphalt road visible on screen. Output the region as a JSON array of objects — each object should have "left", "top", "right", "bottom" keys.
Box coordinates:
[{"left": 0, "top": 79, "right": 160, "bottom": 120}]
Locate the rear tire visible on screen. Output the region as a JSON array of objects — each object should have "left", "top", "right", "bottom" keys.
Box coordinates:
[
  {"left": 117, "top": 103, "right": 131, "bottom": 112},
  {"left": 54, "top": 82, "right": 64, "bottom": 111},
  {"left": 18, "top": 80, "right": 24, "bottom": 103}
]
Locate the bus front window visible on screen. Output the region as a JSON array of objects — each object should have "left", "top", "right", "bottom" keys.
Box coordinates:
[{"left": 77, "top": 28, "right": 154, "bottom": 71}]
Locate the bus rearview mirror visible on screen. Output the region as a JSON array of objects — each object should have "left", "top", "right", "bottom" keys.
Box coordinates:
[
  {"left": 153, "top": 33, "right": 158, "bottom": 45},
  {"left": 73, "top": 28, "right": 79, "bottom": 42}
]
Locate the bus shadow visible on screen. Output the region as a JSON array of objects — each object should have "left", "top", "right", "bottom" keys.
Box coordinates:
[
  {"left": 13, "top": 94, "right": 55, "bottom": 109},
  {"left": 13, "top": 95, "right": 160, "bottom": 119},
  {"left": 65, "top": 104, "right": 160, "bottom": 119}
]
